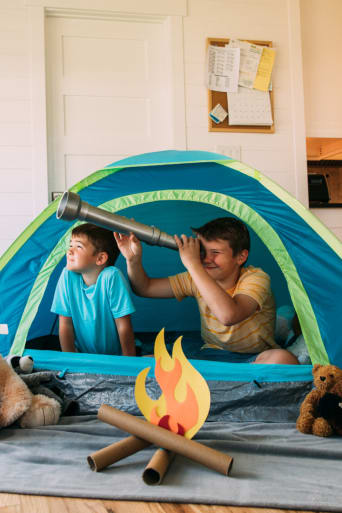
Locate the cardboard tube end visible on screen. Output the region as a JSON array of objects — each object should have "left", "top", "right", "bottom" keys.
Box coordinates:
[
  {"left": 87, "top": 455, "right": 97, "bottom": 471},
  {"left": 142, "top": 468, "right": 161, "bottom": 486},
  {"left": 226, "top": 458, "right": 233, "bottom": 476}
]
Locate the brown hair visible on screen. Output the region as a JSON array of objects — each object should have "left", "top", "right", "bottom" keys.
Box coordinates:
[
  {"left": 192, "top": 217, "right": 250, "bottom": 256},
  {"left": 71, "top": 223, "right": 120, "bottom": 266}
]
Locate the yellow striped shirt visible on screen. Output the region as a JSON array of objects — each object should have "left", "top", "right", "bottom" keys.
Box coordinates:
[{"left": 169, "top": 266, "right": 278, "bottom": 354}]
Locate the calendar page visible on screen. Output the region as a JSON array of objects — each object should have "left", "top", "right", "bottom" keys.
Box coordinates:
[{"left": 227, "top": 86, "right": 273, "bottom": 125}]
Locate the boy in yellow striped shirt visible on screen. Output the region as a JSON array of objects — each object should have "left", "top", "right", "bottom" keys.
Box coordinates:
[{"left": 114, "top": 217, "right": 298, "bottom": 364}]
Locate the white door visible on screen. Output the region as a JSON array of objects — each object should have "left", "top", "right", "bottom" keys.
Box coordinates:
[{"left": 45, "top": 14, "right": 184, "bottom": 196}]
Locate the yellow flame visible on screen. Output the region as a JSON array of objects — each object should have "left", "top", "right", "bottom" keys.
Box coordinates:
[{"left": 134, "top": 329, "right": 211, "bottom": 439}]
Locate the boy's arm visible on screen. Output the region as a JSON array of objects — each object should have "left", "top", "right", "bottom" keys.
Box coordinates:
[
  {"left": 59, "top": 315, "right": 77, "bottom": 352},
  {"left": 175, "top": 235, "right": 258, "bottom": 325},
  {"left": 114, "top": 232, "right": 174, "bottom": 298},
  {"left": 115, "top": 314, "right": 136, "bottom": 356}
]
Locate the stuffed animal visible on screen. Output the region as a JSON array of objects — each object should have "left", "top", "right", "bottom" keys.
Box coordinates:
[
  {"left": 6, "top": 354, "right": 34, "bottom": 374},
  {"left": 296, "top": 363, "right": 342, "bottom": 437},
  {"left": 316, "top": 391, "right": 342, "bottom": 435},
  {"left": 315, "top": 374, "right": 342, "bottom": 435},
  {"left": 0, "top": 355, "right": 61, "bottom": 428}
]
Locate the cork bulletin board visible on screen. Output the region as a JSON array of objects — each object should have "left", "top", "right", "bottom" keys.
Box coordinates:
[{"left": 207, "top": 37, "right": 275, "bottom": 134}]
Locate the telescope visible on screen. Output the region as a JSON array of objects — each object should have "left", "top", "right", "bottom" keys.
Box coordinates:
[{"left": 56, "top": 191, "right": 178, "bottom": 250}]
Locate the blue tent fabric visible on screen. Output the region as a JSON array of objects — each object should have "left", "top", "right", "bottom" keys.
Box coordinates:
[
  {"left": 0, "top": 150, "right": 341, "bottom": 370},
  {"left": 106, "top": 149, "right": 232, "bottom": 167},
  {"left": 24, "top": 349, "right": 313, "bottom": 382}
]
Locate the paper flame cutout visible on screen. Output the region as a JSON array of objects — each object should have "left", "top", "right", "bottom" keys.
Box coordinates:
[{"left": 134, "top": 329, "right": 211, "bottom": 439}]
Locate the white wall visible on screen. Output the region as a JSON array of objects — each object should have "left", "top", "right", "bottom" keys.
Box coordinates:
[
  {"left": 300, "top": 0, "right": 342, "bottom": 138},
  {"left": 0, "top": 3, "right": 33, "bottom": 254},
  {"left": 183, "top": 0, "right": 307, "bottom": 201},
  {"left": 300, "top": 0, "right": 342, "bottom": 241},
  {"left": 0, "top": 0, "right": 328, "bottom": 256}
]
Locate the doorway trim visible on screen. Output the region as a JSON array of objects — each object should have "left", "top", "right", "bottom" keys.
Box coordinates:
[{"left": 27, "top": 0, "right": 187, "bottom": 214}]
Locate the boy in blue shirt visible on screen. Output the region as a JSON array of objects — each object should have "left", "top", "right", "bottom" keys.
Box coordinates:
[{"left": 51, "top": 223, "right": 136, "bottom": 355}]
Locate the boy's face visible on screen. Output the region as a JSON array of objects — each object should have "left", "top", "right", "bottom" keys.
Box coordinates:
[
  {"left": 67, "top": 234, "right": 102, "bottom": 273},
  {"left": 198, "top": 236, "right": 248, "bottom": 283}
]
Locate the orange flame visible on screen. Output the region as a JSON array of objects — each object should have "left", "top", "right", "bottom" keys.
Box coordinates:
[
  {"left": 150, "top": 356, "right": 199, "bottom": 435},
  {"left": 134, "top": 329, "right": 211, "bottom": 439}
]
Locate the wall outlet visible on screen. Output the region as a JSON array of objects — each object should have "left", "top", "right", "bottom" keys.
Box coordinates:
[
  {"left": 216, "top": 145, "right": 241, "bottom": 160},
  {"left": 51, "top": 192, "right": 63, "bottom": 202}
]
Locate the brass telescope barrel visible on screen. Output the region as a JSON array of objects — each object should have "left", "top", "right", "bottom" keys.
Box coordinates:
[{"left": 56, "top": 191, "right": 178, "bottom": 250}]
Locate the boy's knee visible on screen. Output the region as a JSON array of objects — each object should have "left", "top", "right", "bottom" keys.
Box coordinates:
[{"left": 255, "top": 348, "right": 299, "bottom": 365}]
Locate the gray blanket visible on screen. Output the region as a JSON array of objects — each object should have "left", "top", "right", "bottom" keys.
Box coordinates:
[{"left": 1, "top": 415, "right": 341, "bottom": 510}]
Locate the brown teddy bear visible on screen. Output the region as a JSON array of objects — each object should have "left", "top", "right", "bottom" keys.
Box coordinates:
[
  {"left": 296, "top": 363, "right": 342, "bottom": 437},
  {"left": 0, "top": 355, "right": 61, "bottom": 428},
  {"left": 315, "top": 379, "right": 342, "bottom": 435}
]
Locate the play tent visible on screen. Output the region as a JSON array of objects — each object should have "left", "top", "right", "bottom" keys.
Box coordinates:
[{"left": 0, "top": 149, "right": 341, "bottom": 367}]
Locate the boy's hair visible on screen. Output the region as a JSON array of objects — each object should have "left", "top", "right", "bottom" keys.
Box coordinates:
[
  {"left": 71, "top": 223, "right": 120, "bottom": 266},
  {"left": 192, "top": 217, "right": 250, "bottom": 256}
]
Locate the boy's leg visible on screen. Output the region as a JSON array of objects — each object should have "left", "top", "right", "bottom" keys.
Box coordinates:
[{"left": 254, "top": 348, "right": 299, "bottom": 365}]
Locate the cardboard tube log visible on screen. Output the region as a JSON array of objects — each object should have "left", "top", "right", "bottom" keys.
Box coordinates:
[
  {"left": 57, "top": 191, "right": 178, "bottom": 250},
  {"left": 98, "top": 405, "right": 233, "bottom": 476},
  {"left": 142, "top": 448, "right": 174, "bottom": 485},
  {"left": 87, "top": 435, "right": 151, "bottom": 472}
]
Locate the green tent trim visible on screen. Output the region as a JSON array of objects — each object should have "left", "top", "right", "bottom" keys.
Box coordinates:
[{"left": 226, "top": 160, "right": 342, "bottom": 258}]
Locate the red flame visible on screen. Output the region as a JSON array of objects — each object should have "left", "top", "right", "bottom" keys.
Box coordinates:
[{"left": 158, "top": 415, "right": 185, "bottom": 436}]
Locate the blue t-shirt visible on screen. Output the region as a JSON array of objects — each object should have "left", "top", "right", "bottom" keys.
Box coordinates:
[{"left": 51, "top": 266, "right": 135, "bottom": 354}]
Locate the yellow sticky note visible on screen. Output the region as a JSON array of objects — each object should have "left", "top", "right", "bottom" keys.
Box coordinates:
[{"left": 254, "top": 47, "right": 275, "bottom": 92}]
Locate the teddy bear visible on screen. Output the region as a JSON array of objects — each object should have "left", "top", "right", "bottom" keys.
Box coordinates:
[
  {"left": 0, "top": 354, "right": 62, "bottom": 429},
  {"left": 315, "top": 379, "right": 342, "bottom": 435},
  {"left": 296, "top": 363, "right": 342, "bottom": 437}
]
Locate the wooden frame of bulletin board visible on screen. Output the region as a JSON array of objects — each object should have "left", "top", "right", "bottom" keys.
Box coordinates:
[{"left": 207, "top": 38, "right": 275, "bottom": 133}]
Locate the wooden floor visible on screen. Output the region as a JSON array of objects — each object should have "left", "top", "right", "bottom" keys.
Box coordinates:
[{"left": 0, "top": 495, "right": 329, "bottom": 513}]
